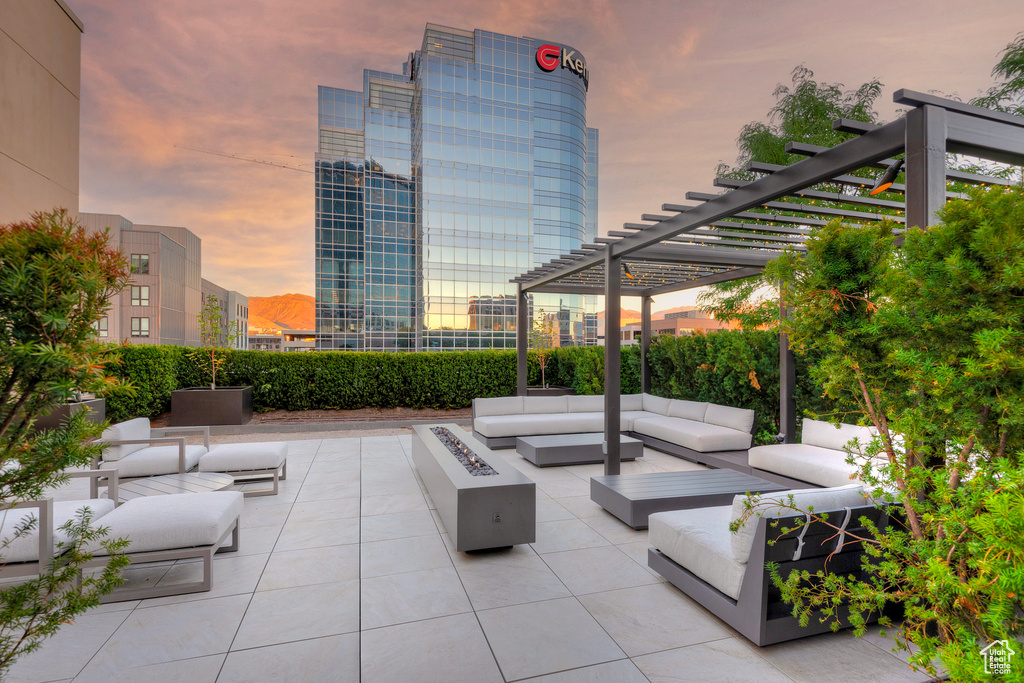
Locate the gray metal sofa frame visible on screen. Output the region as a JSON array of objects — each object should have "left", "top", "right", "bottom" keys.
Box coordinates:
[
  {"left": 648, "top": 503, "right": 892, "bottom": 646},
  {"left": 90, "top": 425, "right": 210, "bottom": 497}
]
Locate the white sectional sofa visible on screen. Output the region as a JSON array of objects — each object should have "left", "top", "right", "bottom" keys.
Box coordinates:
[
  {"left": 647, "top": 484, "right": 891, "bottom": 645},
  {"left": 472, "top": 393, "right": 756, "bottom": 467},
  {"left": 747, "top": 418, "right": 877, "bottom": 488}
]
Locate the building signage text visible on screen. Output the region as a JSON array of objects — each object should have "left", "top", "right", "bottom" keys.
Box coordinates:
[{"left": 536, "top": 44, "right": 589, "bottom": 89}]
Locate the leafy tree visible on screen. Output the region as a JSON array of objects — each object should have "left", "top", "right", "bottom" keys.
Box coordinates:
[
  {"left": 190, "top": 295, "right": 241, "bottom": 390},
  {"left": 0, "top": 210, "right": 131, "bottom": 673},
  {"left": 972, "top": 31, "right": 1024, "bottom": 116},
  {"left": 753, "top": 186, "right": 1024, "bottom": 679},
  {"left": 528, "top": 309, "right": 556, "bottom": 388}
]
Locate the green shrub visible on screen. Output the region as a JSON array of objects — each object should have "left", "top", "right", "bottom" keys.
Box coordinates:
[{"left": 104, "top": 344, "right": 182, "bottom": 422}]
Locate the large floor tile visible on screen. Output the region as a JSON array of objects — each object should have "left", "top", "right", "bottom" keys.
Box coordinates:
[
  {"left": 219, "top": 633, "right": 359, "bottom": 683},
  {"left": 476, "top": 596, "right": 626, "bottom": 681},
  {"left": 542, "top": 545, "right": 660, "bottom": 595},
  {"left": 581, "top": 511, "right": 650, "bottom": 545},
  {"left": 275, "top": 515, "right": 359, "bottom": 551},
  {"left": 634, "top": 638, "right": 792, "bottom": 683},
  {"left": 360, "top": 492, "right": 428, "bottom": 516},
  {"left": 257, "top": 543, "right": 359, "bottom": 591},
  {"left": 361, "top": 565, "right": 472, "bottom": 629},
  {"left": 76, "top": 594, "right": 250, "bottom": 676},
  {"left": 288, "top": 496, "right": 361, "bottom": 522},
  {"left": 5, "top": 610, "right": 130, "bottom": 683},
  {"left": 455, "top": 550, "right": 571, "bottom": 611},
  {"left": 74, "top": 654, "right": 225, "bottom": 683},
  {"left": 294, "top": 480, "right": 360, "bottom": 502},
  {"left": 361, "top": 533, "right": 452, "bottom": 578},
  {"left": 360, "top": 509, "right": 438, "bottom": 542},
  {"left": 579, "top": 583, "right": 731, "bottom": 656},
  {"left": 239, "top": 501, "right": 293, "bottom": 529},
  {"left": 749, "top": 628, "right": 922, "bottom": 683},
  {"left": 524, "top": 659, "right": 650, "bottom": 683},
  {"left": 536, "top": 496, "right": 576, "bottom": 522},
  {"left": 361, "top": 613, "right": 503, "bottom": 683},
  {"left": 231, "top": 580, "right": 359, "bottom": 650},
  {"left": 530, "top": 518, "right": 610, "bottom": 555},
  {"left": 143, "top": 552, "right": 270, "bottom": 606}
]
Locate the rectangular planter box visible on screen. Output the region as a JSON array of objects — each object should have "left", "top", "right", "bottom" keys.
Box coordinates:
[
  {"left": 33, "top": 398, "right": 106, "bottom": 432},
  {"left": 171, "top": 386, "right": 253, "bottom": 426},
  {"left": 411, "top": 424, "right": 536, "bottom": 552}
]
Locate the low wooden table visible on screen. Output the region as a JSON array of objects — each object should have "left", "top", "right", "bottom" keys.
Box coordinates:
[
  {"left": 591, "top": 469, "right": 788, "bottom": 529},
  {"left": 516, "top": 433, "right": 643, "bottom": 467},
  {"left": 116, "top": 472, "right": 236, "bottom": 503}
]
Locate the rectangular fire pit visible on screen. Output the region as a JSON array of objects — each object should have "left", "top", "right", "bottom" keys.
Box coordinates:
[{"left": 412, "top": 424, "right": 536, "bottom": 552}]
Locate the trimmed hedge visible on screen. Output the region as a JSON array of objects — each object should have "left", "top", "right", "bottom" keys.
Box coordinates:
[{"left": 104, "top": 333, "right": 833, "bottom": 443}]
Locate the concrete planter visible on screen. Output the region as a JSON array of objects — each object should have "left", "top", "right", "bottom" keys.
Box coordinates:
[
  {"left": 34, "top": 398, "right": 106, "bottom": 432},
  {"left": 526, "top": 386, "right": 576, "bottom": 396},
  {"left": 171, "top": 386, "right": 253, "bottom": 426},
  {"left": 411, "top": 423, "right": 535, "bottom": 552}
]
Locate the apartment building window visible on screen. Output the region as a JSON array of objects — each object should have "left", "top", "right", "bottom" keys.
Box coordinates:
[
  {"left": 130, "top": 254, "right": 150, "bottom": 274},
  {"left": 92, "top": 316, "right": 109, "bottom": 338},
  {"left": 130, "top": 285, "right": 150, "bottom": 306},
  {"left": 131, "top": 317, "right": 150, "bottom": 337}
]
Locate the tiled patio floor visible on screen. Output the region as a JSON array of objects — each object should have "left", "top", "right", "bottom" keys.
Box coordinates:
[{"left": 8, "top": 431, "right": 926, "bottom": 682}]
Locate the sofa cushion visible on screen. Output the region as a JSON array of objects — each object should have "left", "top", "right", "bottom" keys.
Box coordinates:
[
  {"left": 567, "top": 395, "right": 603, "bottom": 413},
  {"left": 729, "top": 484, "right": 867, "bottom": 564},
  {"left": 642, "top": 394, "right": 671, "bottom": 416},
  {"left": 621, "top": 394, "right": 644, "bottom": 411},
  {"left": 802, "top": 418, "right": 876, "bottom": 452},
  {"left": 100, "top": 418, "right": 151, "bottom": 461},
  {"left": 748, "top": 443, "right": 863, "bottom": 488},
  {"left": 632, "top": 416, "right": 752, "bottom": 452},
  {"left": 621, "top": 411, "right": 656, "bottom": 431},
  {"left": 649, "top": 505, "right": 746, "bottom": 600},
  {"left": 704, "top": 404, "right": 755, "bottom": 434},
  {"left": 667, "top": 400, "right": 708, "bottom": 422},
  {"left": 474, "top": 397, "right": 523, "bottom": 418},
  {"left": 200, "top": 442, "right": 287, "bottom": 473},
  {"left": 87, "top": 491, "right": 244, "bottom": 556},
  {"left": 0, "top": 499, "right": 116, "bottom": 563},
  {"left": 474, "top": 412, "right": 604, "bottom": 438},
  {"left": 103, "top": 445, "right": 207, "bottom": 478},
  {"left": 524, "top": 396, "right": 568, "bottom": 414}
]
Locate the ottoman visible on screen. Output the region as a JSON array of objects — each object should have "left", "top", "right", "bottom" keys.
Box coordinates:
[{"left": 199, "top": 442, "right": 288, "bottom": 497}]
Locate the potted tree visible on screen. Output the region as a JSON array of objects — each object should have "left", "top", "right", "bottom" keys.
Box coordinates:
[
  {"left": 527, "top": 309, "right": 572, "bottom": 396},
  {"left": 171, "top": 294, "right": 252, "bottom": 426}
]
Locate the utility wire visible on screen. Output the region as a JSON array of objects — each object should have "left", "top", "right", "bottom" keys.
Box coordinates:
[{"left": 174, "top": 144, "right": 314, "bottom": 174}]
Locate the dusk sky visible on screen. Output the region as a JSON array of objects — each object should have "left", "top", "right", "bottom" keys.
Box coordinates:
[{"left": 72, "top": 0, "right": 1023, "bottom": 308}]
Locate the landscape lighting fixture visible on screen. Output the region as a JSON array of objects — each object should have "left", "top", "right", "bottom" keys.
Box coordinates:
[
  {"left": 869, "top": 158, "right": 904, "bottom": 196},
  {"left": 623, "top": 263, "right": 636, "bottom": 279}
]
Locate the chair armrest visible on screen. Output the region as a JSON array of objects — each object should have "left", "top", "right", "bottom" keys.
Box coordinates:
[
  {"left": 95, "top": 437, "right": 188, "bottom": 474},
  {"left": 153, "top": 426, "right": 210, "bottom": 449},
  {"left": 3, "top": 498, "right": 54, "bottom": 565},
  {"left": 67, "top": 469, "right": 120, "bottom": 505}
]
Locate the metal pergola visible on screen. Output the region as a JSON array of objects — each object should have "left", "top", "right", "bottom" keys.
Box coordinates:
[{"left": 511, "top": 90, "right": 1024, "bottom": 475}]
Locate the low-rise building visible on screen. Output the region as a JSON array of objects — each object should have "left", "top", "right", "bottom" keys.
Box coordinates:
[
  {"left": 619, "top": 311, "right": 737, "bottom": 344},
  {"left": 282, "top": 330, "right": 316, "bottom": 352},
  {"left": 248, "top": 333, "right": 282, "bottom": 352}
]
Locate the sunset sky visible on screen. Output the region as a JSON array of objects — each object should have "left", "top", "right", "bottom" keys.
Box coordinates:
[{"left": 72, "top": 0, "right": 1023, "bottom": 308}]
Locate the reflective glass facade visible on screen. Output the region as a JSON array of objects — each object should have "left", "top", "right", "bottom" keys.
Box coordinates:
[{"left": 316, "top": 24, "right": 598, "bottom": 350}]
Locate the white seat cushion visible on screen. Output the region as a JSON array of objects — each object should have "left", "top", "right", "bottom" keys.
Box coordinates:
[
  {"left": 523, "top": 396, "right": 568, "bottom": 414},
  {"left": 729, "top": 484, "right": 867, "bottom": 564},
  {"left": 642, "top": 393, "right": 671, "bottom": 416},
  {"left": 474, "top": 412, "right": 604, "bottom": 438},
  {"left": 632, "top": 416, "right": 752, "bottom": 452},
  {"left": 100, "top": 418, "right": 151, "bottom": 461},
  {"left": 704, "top": 404, "right": 755, "bottom": 434},
  {"left": 87, "top": 491, "right": 244, "bottom": 556},
  {"left": 667, "top": 400, "right": 708, "bottom": 422},
  {"left": 104, "top": 445, "right": 207, "bottom": 478},
  {"left": 474, "top": 397, "right": 524, "bottom": 417},
  {"left": 0, "top": 499, "right": 116, "bottom": 563},
  {"left": 748, "top": 443, "right": 862, "bottom": 488},
  {"left": 621, "top": 411, "right": 657, "bottom": 431},
  {"left": 621, "top": 394, "right": 644, "bottom": 411},
  {"left": 200, "top": 442, "right": 287, "bottom": 472},
  {"left": 567, "top": 395, "right": 603, "bottom": 413},
  {"left": 649, "top": 505, "right": 746, "bottom": 600},
  {"left": 802, "top": 418, "right": 876, "bottom": 452}
]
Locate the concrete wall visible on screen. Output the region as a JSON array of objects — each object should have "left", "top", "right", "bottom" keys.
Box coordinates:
[{"left": 0, "top": 0, "right": 82, "bottom": 223}]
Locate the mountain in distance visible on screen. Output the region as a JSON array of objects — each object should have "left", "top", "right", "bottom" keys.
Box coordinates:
[{"left": 249, "top": 293, "right": 314, "bottom": 332}]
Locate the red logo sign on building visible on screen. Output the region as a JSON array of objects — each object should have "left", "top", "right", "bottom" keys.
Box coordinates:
[{"left": 535, "top": 44, "right": 589, "bottom": 89}]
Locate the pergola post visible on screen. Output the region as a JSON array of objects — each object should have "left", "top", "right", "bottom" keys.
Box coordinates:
[
  {"left": 641, "top": 293, "right": 652, "bottom": 394},
  {"left": 604, "top": 251, "right": 621, "bottom": 476},
  {"left": 905, "top": 104, "right": 947, "bottom": 230},
  {"left": 779, "top": 291, "right": 796, "bottom": 443},
  {"left": 516, "top": 284, "right": 528, "bottom": 396}
]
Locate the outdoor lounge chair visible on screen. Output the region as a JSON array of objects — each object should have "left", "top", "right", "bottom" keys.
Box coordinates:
[
  {"left": 199, "top": 441, "right": 288, "bottom": 497},
  {"left": 92, "top": 418, "right": 210, "bottom": 493},
  {"left": 647, "top": 485, "right": 892, "bottom": 646}
]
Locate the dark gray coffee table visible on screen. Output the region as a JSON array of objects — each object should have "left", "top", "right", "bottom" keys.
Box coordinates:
[
  {"left": 591, "top": 469, "right": 788, "bottom": 529},
  {"left": 516, "top": 433, "right": 643, "bottom": 467}
]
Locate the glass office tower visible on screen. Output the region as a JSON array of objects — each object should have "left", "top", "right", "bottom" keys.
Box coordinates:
[{"left": 316, "top": 23, "right": 598, "bottom": 350}]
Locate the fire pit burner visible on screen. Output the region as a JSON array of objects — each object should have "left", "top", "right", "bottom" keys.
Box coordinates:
[{"left": 430, "top": 427, "right": 498, "bottom": 476}]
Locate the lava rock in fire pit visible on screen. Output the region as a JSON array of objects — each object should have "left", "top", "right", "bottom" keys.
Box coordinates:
[{"left": 430, "top": 426, "right": 498, "bottom": 476}]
